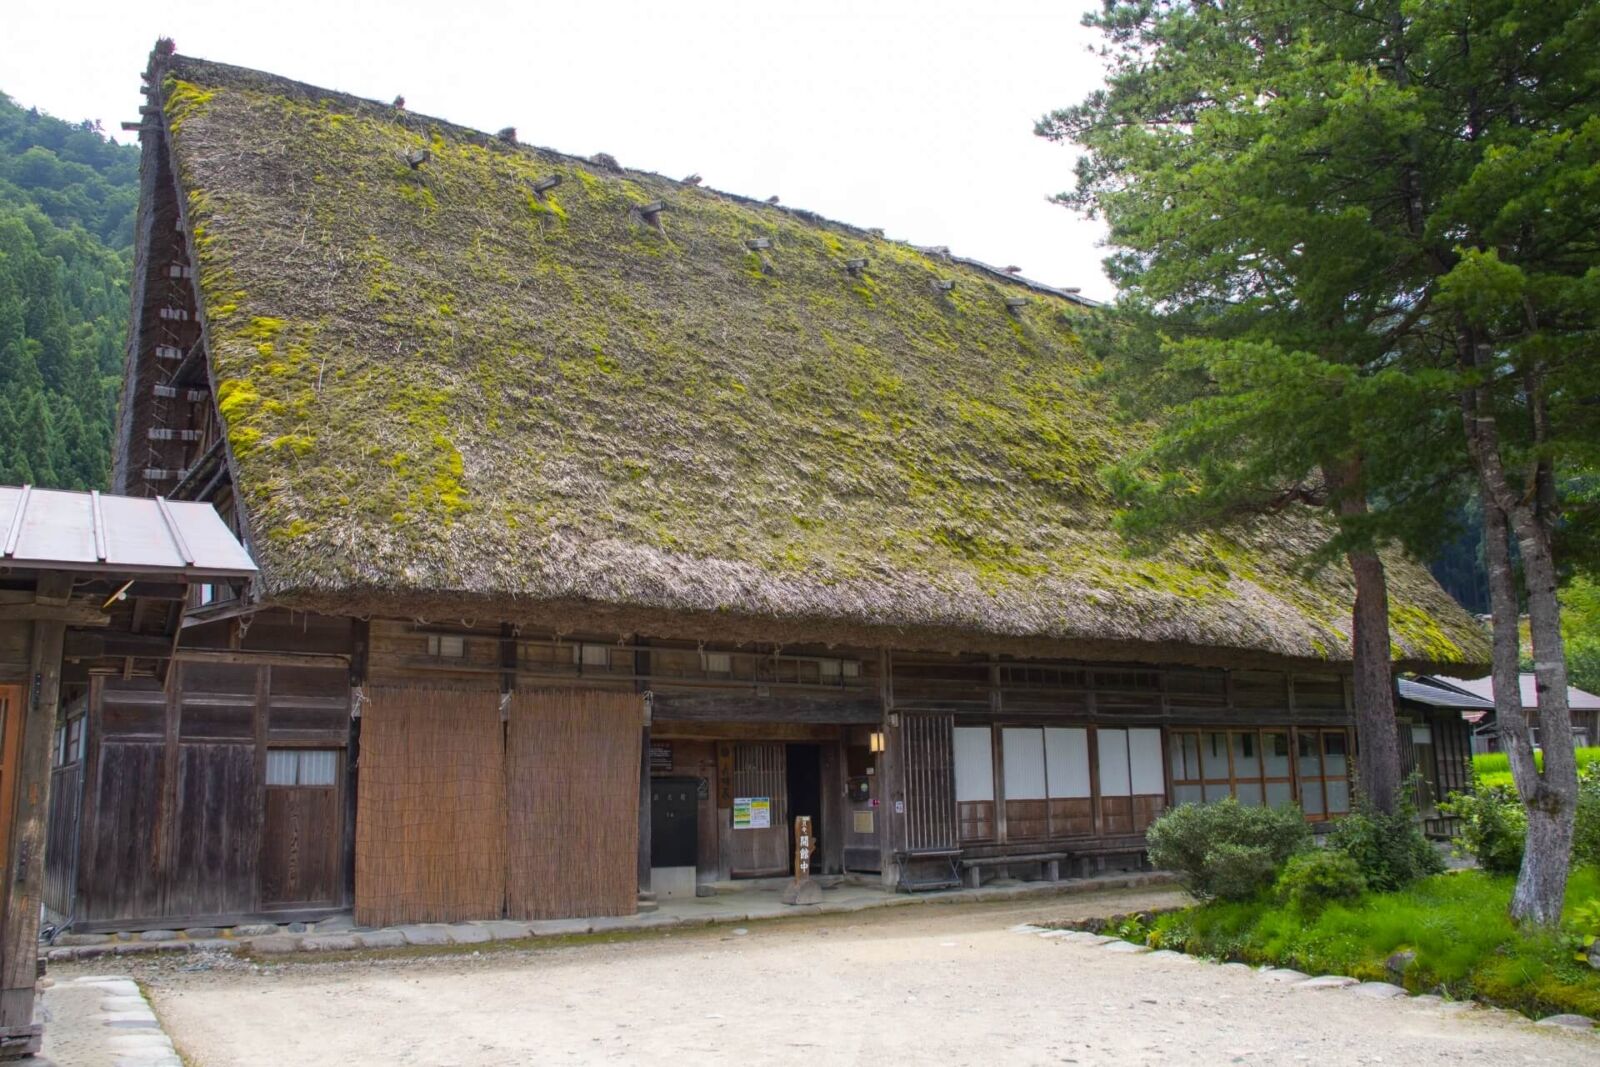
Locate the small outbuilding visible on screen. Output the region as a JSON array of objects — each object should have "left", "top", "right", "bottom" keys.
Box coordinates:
[{"left": 1, "top": 484, "right": 254, "bottom": 1056}]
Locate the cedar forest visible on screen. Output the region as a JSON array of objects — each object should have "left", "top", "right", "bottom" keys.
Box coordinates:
[{"left": 0, "top": 90, "right": 136, "bottom": 490}]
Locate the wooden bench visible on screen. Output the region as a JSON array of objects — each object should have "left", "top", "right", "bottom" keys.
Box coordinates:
[
  {"left": 958, "top": 852, "right": 1070, "bottom": 888},
  {"left": 893, "top": 848, "right": 962, "bottom": 892}
]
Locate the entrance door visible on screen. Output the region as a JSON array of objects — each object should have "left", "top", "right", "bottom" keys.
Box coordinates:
[
  {"left": 260, "top": 749, "right": 342, "bottom": 908},
  {"left": 786, "top": 744, "right": 821, "bottom": 876},
  {"left": 651, "top": 777, "right": 699, "bottom": 869}
]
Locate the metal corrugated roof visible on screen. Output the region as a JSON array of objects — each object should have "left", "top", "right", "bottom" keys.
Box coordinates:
[
  {"left": 0, "top": 485, "right": 257, "bottom": 578},
  {"left": 1427, "top": 673, "right": 1600, "bottom": 712},
  {"left": 1398, "top": 677, "right": 1495, "bottom": 710}
]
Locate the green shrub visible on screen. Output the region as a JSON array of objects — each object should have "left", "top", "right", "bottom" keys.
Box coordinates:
[
  {"left": 1145, "top": 798, "right": 1310, "bottom": 901},
  {"left": 1441, "top": 785, "right": 1527, "bottom": 873},
  {"left": 1574, "top": 767, "right": 1600, "bottom": 870},
  {"left": 1327, "top": 788, "right": 1444, "bottom": 891},
  {"left": 1275, "top": 849, "right": 1367, "bottom": 912}
]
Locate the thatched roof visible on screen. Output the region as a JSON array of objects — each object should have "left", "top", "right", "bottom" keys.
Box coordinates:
[{"left": 147, "top": 53, "right": 1487, "bottom": 671}]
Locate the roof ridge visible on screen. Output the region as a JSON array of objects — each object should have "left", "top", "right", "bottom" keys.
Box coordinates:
[{"left": 156, "top": 49, "right": 1099, "bottom": 306}]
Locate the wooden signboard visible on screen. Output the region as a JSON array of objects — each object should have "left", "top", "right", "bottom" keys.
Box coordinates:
[{"left": 794, "top": 815, "right": 814, "bottom": 877}]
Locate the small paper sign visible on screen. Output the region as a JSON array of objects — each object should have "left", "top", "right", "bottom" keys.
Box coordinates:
[{"left": 733, "top": 796, "right": 771, "bottom": 829}]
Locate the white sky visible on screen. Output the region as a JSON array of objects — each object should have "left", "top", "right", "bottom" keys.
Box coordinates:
[{"left": 7, "top": 0, "right": 1113, "bottom": 299}]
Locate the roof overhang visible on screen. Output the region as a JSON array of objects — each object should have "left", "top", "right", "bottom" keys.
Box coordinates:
[{"left": 1, "top": 485, "right": 257, "bottom": 581}]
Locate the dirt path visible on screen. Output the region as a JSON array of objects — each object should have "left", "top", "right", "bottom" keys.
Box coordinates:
[{"left": 76, "top": 888, "right": 1594, "bottom": 1066}]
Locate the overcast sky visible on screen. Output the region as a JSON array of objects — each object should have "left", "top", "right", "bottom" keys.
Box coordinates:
[{"left": 8, "top": 1, "right": 1113, "bottom": 299}]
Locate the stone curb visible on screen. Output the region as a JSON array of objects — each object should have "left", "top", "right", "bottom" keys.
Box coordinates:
[
  {"left": 63, "top": 973, "right": 183, "bottom": 1066},
  {"left": 42, "top": 871, "right": 1175, "bottom": 962},
  {"left": 1024, "top": 926, "right": 1599, "bottom": 1034}
]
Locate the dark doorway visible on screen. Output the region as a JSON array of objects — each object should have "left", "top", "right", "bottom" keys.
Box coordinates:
[
  {"left": 650, "top": 777, "right": 699, "bottom": 869},
  {"left": 786, "top": 743, "right": 822, "bottom": 875}
]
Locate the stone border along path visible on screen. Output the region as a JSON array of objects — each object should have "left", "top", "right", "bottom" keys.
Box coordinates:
[
  {"left": 42, "top": 871, "right": 1172, "bottom": 963},
  {"left": 38, "top": 974, "right": 182, "bottom": 1066},
  {"left": 1011, "top": 924, "right": 1600, "bottom": 1035}
]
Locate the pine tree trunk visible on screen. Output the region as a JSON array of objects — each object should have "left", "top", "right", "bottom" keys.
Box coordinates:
[
  {"left": 1461, "top": 349, "right": 1577, "bottom": 926},
  {"left": 1331, "top": 457, "right": 1402, "bottom": 815},
  {"left": 1481, "top": 502, "right": 1574, "bottom": 923}
]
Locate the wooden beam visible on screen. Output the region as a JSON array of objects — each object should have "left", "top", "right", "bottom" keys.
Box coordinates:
[
  {"left": 0, "top": 573, "right": 68, "bottom": 1053},
  {"left": 175, "top": 648, "right": 350, "bottom": 668},
  {"left": 0, "top": 601, "right": 110, "bottom": 627},
  {"left": 650, "top": 720, "right": 842, "bottom": 742},
  {"left": 648, "top": 690, "right": 879, "bottom": 724}
]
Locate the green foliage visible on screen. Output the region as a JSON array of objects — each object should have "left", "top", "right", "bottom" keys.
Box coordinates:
[
  {"left": 1144, "top": 798, "right": 1311, "bottom": 901},
  {"left": 1326, "top": 788, "right": 1445, "bottom": 891},
  {"left": 0, "top": 91, "right": 138, "bottom": 245},
  {"left": 1470, "top": 748, "right": 1600, "bottom": 792},
  {"left": 0, "top": 90, "right": 137, "bottom": 489},
  {"left": 1149, "top": 868, "right": 1600, "bottom": 1018},
  {"left": 1441, "top": 786, "right": 1527, "bottom": 874},
  {"left": 1573, "top": 769, "right": 1600, "bottom": 871},
  {"left": 1564, "top": 576, "right": 1600, "bottom": 694},
  {"left": 1274, "top": 849, "right": 1367, "bottom": 914}
]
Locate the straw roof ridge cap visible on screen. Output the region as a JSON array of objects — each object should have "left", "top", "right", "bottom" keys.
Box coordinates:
[{"left": 159, "top": 50, "right": 1098, "bottom": 302}]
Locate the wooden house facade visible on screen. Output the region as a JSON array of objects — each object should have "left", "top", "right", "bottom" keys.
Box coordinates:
[{"left": 50, "top": 44, "right": 1490, "bottom": 933}]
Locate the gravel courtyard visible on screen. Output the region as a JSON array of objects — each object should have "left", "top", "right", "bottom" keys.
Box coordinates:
[{"left": 70, "top": 888, "right": 1598, "bottom": 1066}]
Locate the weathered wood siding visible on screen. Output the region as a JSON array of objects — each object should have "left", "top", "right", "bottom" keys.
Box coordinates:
[{"left": 74, "top": 658, "right": 350, "bottom": 928}]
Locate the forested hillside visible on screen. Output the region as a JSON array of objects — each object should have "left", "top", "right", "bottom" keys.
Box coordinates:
[{"left": 0, "top": 91, "right": 137, "bottom": 488}]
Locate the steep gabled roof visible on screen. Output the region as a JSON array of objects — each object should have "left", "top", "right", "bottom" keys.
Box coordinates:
[{"left": 137, "top": 51, "right": 1488, "bottom": 669}]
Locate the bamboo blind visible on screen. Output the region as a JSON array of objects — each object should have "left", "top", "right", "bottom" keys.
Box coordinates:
[
  {"left": 505, "top": 689, "right": 642, "bottom": 920},
  {"left": 354, "top": 687, "right": 507, "bottom": 926}
]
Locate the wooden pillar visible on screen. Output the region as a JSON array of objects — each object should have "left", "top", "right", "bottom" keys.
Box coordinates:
[
  {"left": 876, "top": 649, "right": 902, "bottom": 889},
  {"left": 343, "top": 619, "right": 368, "bottom": 907},
  {"left": 637, "top": 721, "right": 652, "bottom": 895},
  {"left": 635, "top": 639, "right": 651, "bottom": 896},
  {"left": 0, "top": 573, "right": 69, "bottom": 1056}
]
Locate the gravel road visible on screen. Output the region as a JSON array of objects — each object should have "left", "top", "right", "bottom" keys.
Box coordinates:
[{"left": 62, "top": 888, "right": 1596, "bottom": 1066}]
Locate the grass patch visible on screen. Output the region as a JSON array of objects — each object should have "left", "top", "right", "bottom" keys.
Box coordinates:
[
  {"left": 1148, "top": 867, "right": 1600, "bottom": 1018},
  {"left": 1474, "top": 747, "right": 1600, "bottom": 791}
]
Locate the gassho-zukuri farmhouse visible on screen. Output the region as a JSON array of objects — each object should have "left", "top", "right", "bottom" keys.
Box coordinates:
[{"left": 45, "top": 42, "right": 1490, "bottom": 932}]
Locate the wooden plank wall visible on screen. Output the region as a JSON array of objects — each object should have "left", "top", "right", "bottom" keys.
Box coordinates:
[
  {"left": 43, "top": 761, "right": 82, "bottom": 915},
  {"left": 505, "top": 689, "right": 641, "bottom": 920},
  {"left": 261, "top": 787, "right": 341, "bottom": 907},
  {"left": 354, "top": 687, "right": 506, "bottom": 927},
  {"left": 76, "top": 658, "right": 350, "bottom": 928}
]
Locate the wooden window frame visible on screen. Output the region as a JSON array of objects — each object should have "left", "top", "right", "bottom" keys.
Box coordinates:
[
  {"left": 1295, "top": 726, "right": 1353, "bottom": 819},
  {"left": 1168, "top": 726, "right": 1325, "bottom": 817},
  {"left": 953, "top": 722, "right": 998, "bottom": 844}
]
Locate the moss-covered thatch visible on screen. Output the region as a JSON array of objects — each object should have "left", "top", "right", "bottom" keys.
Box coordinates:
[{"left": 151, "top": 54, "right": 1487, "bottom": 670}]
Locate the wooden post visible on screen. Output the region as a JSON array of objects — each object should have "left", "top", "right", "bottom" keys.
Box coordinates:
[
  {"left": 876, "top": 649, "right": 903, "bottom": 889},
  {"left": 637, "top": 721, "right": 652, "bottom": 897},
  {"left": 635, "top": 640, "right": 652, "bottom": 899},
  {"left": 779, "top": 814, "right": 821, "bottom": 905},
  {"left": 344, "top": 619, "right": 368, "bottom": 907},
  {"left": 0, "top": 573, "right": 69, "bottom": 1056}
]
